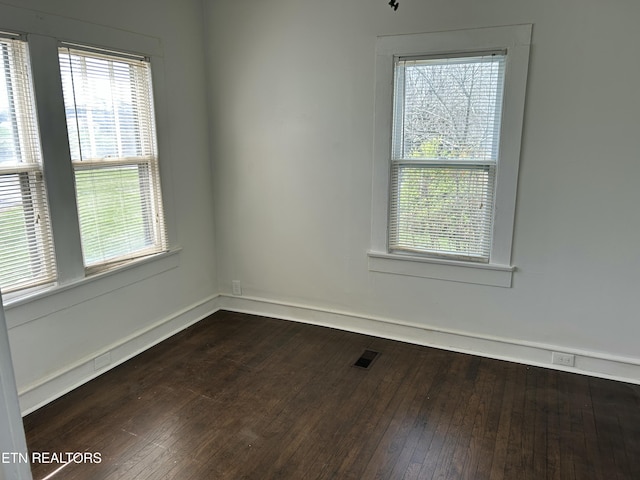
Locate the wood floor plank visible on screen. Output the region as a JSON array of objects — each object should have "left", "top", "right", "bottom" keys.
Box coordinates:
[
  {"left": 358, "top": 348, "right": 442, "bottom": 479},
  {"left": 487, "top": 362, "right": 518, "bottom": 480},
  {"left": 23, "top": 311, "right": 640, "bottom": 480},
  {"left": 542, "top": 368, "right": 562, "bottom": 480},
  {"left": 326, "top": 342, "right": 421, "bottom": 479},
  {"left": 426, "top": 356, "right": 485, "bottom": 480},
  {"left": 567, "top": 375, "right": 599, "bottom": 479},
  {"left": 441, "top": 356, "right": 495, "bottom": 479},
  {"left": 229, "top": 328, "right": 355, "bottom": 478},
  {"left": 372, "top": 349, "right": 450, "bottom": 480},
  {"left": 458, "top": 358, "right": 504, "bottom": 479},
  {"left": 414, "top": 354, "right": 477, "bottom": 480},
  {"left": 525, "top": 367, "right": 546, "bottom": 479}
]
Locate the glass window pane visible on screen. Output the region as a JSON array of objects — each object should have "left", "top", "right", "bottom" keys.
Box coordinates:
[
  {"left": 0, "top": 37, "right": 56, "bottom": 295},
  {"left": 396, "top": 55, "right": 505, "bottom": 162},
  {"left": 390, "top": 165, "right": 495, "bottom": 260},
  {"left": 59, "top": 45, "right": 166, "bottom": 269},
  {"left": 390, "top": 54, "right": 505, "bottom": 261},
  {"left": 75, "top": 165, "right": 153, "bottom": 265}
]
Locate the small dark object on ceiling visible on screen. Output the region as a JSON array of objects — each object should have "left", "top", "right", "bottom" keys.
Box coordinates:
[{"left": 389, "top": 0, "right": 399, "bottom": 11}]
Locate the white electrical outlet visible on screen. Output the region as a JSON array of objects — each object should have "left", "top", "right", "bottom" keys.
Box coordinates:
[
  {"left": 551, "top": 351, "right": 575, "bottom": 367},
  {"left": 94, "top": 352, "right": 112, "bottom": 371},
  {"left": 232, "top": 280, "right": 242, "bottom": 296}
]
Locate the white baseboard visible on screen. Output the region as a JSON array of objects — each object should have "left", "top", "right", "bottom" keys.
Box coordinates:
[
  {"left": 21, "top": 292, "right": 640, "bottom": 416},
  {"left": 219, "top": 294, "right": 640, "bottom": 385},
  {"left": 19, "top": 294, "right": 223, "bottom": 416}
]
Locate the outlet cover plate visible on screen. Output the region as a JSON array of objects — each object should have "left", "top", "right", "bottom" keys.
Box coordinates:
[{"left": 551, "top": 351, "right": 575, "bottom": 367}]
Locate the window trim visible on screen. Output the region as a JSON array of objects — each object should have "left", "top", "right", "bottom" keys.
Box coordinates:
[
  {"left": 58, "top": 44, "right": 167, "bottom": 271},
  {"left": 369, "top": 25, "right": 531, "bottom": 287},
  {"left": 0, "top": 6, "right": 174, "bottom": 304}
]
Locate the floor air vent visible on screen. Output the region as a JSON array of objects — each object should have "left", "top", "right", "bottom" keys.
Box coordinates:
[{"left": 353, "top": 350, "right": 379, "bottom": 369}]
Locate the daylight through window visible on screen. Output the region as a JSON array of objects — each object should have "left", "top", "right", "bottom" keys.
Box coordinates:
[
  {"left": 390, "top": 53, "right": 505, "bottom": 262},
  {"left": 59, "top": 46, "right": 166, "bottom": 270},
  {"left": 0, "top": 33, "right": 169, "bottom": 302},
  {"left": 0, "top": 35, "right": 56, "bottom": 293}
]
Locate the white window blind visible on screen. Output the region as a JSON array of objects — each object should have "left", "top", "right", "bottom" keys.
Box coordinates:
[
  {"left": 390, "top": 53, "right": 505, "bottom": 262},
  {"left": 0, "top": 35, "right": 56, "bottom": 293},
  {"left": 58, "top": 45, "right": 166, "bottom": 271}
]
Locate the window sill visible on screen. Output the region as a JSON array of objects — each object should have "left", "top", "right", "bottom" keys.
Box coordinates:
[
  {"left": 367, "top": 251, "right": 514, "bottom": 287},
  {"left": 4, "top": 248, "right": 181, "bottom": 326}
]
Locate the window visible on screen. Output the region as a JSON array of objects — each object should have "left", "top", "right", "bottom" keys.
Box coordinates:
[
  {"left": 58, "top": 46, "right": 166, "bottom": 271},
  {"left": 0, "top": 34, "right": 56, "bottom": 294},
  {"left": 0, "top": 29, "right": 169, "bottom": 303},
  {"left": 369, "top": 25, "right": 531, "bottom": 287},
  {"left": 391, "top": 53, "right": 504, "bottom": 262}
]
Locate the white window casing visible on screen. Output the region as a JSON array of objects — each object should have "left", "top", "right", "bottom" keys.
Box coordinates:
[
  {"left": 0, "top": 17, "right": 172, "bottom": 305},
  {"left": 369, "top": 25, "right": 532, "bottom": 287},
  {"left": 58, "top": 45, "right": 167, "bottom": 273}
]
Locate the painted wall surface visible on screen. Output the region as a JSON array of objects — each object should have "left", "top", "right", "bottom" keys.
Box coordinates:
[
  {"left": 2, "top": 0, "right": 217, "bottom": 412},
  {"left": 5, "top": 0, "right": 640, "bottom": 415},
  {"left": 205, "top": 0, "right": 640, "bottom": 363}
]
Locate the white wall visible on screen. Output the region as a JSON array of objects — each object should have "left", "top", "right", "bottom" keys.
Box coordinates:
[
  {"left": 205, "top": 0, "right": 640, "bottom": 380},
  {"left": 5, "top": 0, "right": 640, "bottom": 418},
  {"left": 2, "top": 0, "right": 218, "bottom": 413}
]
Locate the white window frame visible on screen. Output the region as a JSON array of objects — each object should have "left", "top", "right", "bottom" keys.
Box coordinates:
[
  {"left": 0, "top": 6, "right": 176, "bottom": 306},
  {"left": 57, "top": 44, "right": 167, "bottom": 273},
  {"left": 369, "top": 25, "right": 531, "bottom": 287}
]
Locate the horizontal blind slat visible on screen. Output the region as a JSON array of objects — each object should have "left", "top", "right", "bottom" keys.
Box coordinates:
[
  {"left": 0, "top": 38, "right": 57, "bottom": 294},
  {"left": 390, "top": 53, "right": 505, "bottom": 262},
  {"left": 60, "top": 44, "right": 166, "bottom": 270},
  {"left": 389, "top": 165, "right": 496, "bottom": 262}
]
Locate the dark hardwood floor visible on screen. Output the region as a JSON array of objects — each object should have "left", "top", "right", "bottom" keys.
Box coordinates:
[{"left": 24, "top": 311, "right": 640, "bottom": 479}]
